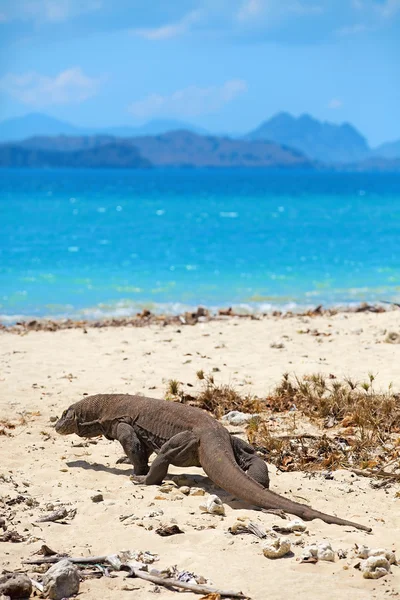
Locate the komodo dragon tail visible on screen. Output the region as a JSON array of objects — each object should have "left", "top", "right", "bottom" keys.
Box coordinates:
[{"left": 198, "top": 430, "right": 371, "bottom": 532}]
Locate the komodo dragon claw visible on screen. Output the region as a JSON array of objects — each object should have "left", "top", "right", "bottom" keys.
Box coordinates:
[
  {"left": 261, "top": 508, "right": 287, "bottom": 519},
  {"left": 130, "top": 475, "right": 147, "bottom": 484}
]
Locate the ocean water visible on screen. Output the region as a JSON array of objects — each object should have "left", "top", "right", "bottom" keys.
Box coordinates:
[{"left": 1, "top": 168, "right": 400, "bottom": 321}]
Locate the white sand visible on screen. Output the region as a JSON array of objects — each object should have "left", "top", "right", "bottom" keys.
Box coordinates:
[{"left": 1, "top": 311, "right": 399, "bottom": 599}]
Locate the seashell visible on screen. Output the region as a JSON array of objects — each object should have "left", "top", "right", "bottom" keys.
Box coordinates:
[
  {"left": 199, "top": 494, "right": 225, "bottom": 516},
  {"left": 189, "top": 487, "right": 205, "bottom": 496},
  {"left": 262, "top": 537, "right": 291, "bottom": 559},
  {"left": 361, "top": 555, "right": 391, "bottom": 579},
  {"left": 356, "top": 545, "right": 396, "bottom": 565},
  {"left": 179, "top": 486, "right": 190, "bottom": 495},
  {"left": 159, "top": 482, "right": 178, "bottom": 493},
  {"left": 272, "top": 519, "right": 307, "bottom": 533},
  {"left": 301, "top": 541, "right": 335, "bottom": 563}
]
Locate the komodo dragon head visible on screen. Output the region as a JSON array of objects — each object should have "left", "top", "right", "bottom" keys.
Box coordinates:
[{"left": 55, "top": 407, "right": 78, "bottom": 435}]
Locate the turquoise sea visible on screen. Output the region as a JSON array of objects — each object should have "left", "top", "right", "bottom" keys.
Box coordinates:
[{"left": 1, "top": 168, "right": 400, "bottom": 321}]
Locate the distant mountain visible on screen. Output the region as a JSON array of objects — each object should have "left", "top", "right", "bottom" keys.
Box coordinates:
[
  {"left": 371, "top": 139, "right": 400, "bottom": 160},
  {"left": 0, "top": 131, "right": 313, "bottom": 169},
  {"left": 0, "top": 113, "right": 207, "bottom": 142},
  {"left": 0, "top": 141, "right": 151, "bottom": 169},
  {"left": 245, "top": 112, "right": 370, "bottom": 163},
  {"left": 0, "top": 113, "right": 81, "bottom": 141}
]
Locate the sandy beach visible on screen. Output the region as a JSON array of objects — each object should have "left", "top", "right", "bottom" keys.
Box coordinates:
[{"left": 1, "top": 310, "right": 399, "bottom": 599}]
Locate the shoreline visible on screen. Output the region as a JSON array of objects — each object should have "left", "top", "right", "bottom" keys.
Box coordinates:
[{"left": 0, "top": 302, "right": 395, "bottom": 333}]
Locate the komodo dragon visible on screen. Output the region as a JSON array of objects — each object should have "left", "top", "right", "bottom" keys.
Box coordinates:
[{"left": 55, "top": 394, "right": 371, "bottom": 532}]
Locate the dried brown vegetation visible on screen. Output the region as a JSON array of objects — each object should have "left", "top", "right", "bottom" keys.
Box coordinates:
[
  {"left": 249, "top": 373, "right": 400, "bottom": 475},
  {"left": 166, "top": 372, "right": 262, "bottom": 418}
]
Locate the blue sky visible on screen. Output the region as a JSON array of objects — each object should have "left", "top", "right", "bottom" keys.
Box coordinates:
[{"left": 0, "top": 0, "right": 398, "bottom": 146}]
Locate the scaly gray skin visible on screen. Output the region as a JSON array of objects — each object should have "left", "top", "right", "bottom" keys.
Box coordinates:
[{"left": 55, "top": 394, "right": 371, "bottom": 532}]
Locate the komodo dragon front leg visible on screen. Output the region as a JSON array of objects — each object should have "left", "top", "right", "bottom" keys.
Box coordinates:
[
  {"left": 131, "top": 431, "right": 200, "bottom": 485},
  {"left": 112, "top": 423, "right": 151, "bottom": 476}
]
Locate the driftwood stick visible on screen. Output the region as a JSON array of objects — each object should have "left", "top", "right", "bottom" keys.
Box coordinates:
[
  {"left": 23, "top": 555, "right": 108, "bottom": 565},
  {"left": 36, "top": 508, "right": 68, "bottom": 523},
  {"left": 22, "top": 556, "right": 248, "bottom": 598},
  {"left": 125, "top": 566, "right": 247, "bottom": 598},
  {"left": 380, "top": 300, "right": 400, "bottom": 308}
]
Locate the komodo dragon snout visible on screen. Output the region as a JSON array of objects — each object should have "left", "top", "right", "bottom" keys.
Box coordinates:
[{"left": 55, "top": 408, "right": 78, "bottom": 435}]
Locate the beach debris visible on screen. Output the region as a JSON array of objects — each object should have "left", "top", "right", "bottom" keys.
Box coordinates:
[
  {"left": 272, "top": 519, "right": 307, "bottom": 534},
  {"left": 42, "top": 559, "right": 80, "bottom": 599},
  {"left": 262, "top": 537, "right": 291, "bottom": 559},
  {"left": 384, "top": 331, "right": 400, "bottom": 344},
  {"left": 301, "top": 542, "right": 335, "bottom": 563},
  {"left": 155, "top": 524, "right": 184, "bottom": 537},
  {"left": 0, "top": 573, "right": 32, "bottom": 599},
  {"left": 179, "top": 486, "right": 191, "bottom": 495},
  {"left": 36, "top": 507, "right": 74, "bottom": 523},
  {"left": 190, "top": 487, "right": 206, "bottom": 496},
  {"left": 159, "top": 481, "right": 178, "bottom": 494},
  {"left": 355, "top": 545, "right": 396, "bottom": 565},
  {"left": 360, "top": 555, "right": 391, "bottom": 579},
  {"left": 199, "top": 495, "right": 225, "bottom": 516},
  {"left": 91, "top": 493, "right": 104, "bottom": 503},
  {"left": 270, "top": 341, "right": 285, "bottom": 349},
  {"left": 0, "top": 530, "right": 25, "bottom": 543},
  {"left": 23, "top": 552, "right": 246, "bottom": 598},
  {"left": 228, "top": 520, "right": 267, "bottom": 539},
  {"left": 39, "top": 544, "right": 59, "bottom": 557},
  {"left": 221, "top": 411, "right": 260, "bottom": 426}
]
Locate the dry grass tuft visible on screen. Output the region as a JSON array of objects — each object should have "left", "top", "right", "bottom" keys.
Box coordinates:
[
  {"left": 266, "top": 372, "right": 400, "bottom": 433},
  {"left": 195, "top": 374, "right": 263, "bottom": 418},
  {"left": 166, "top": 372, "right": 262, "bottom": 418},
  {"left": 249, "top": 373, "right": 400, "bottom": 474}
]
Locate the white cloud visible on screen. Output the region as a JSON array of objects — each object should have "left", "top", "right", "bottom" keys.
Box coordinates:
[
  {"left": 0, "top": 67, "right": 102, "bottom": 106},
  {"left": 237, "top": 0, "right": 322, "bottom": 22},
  {"left": 132, "top": 10, "right": 201, "bottom": 40},
  {"left": 379, "top": 0, "right": 400, "bottom": 18},
  {"left": 128, "top": 79, "right": 248, "bottom": 119},
  {"left": 328, "top": 98, "right": 343, "bottom": 109},
  {"left": 237, "top": 0, "right": 264, "bottom": 21},
  {"left": 352, "top": 0, "right": 400, "bottom": 18},
  {"left": 5, "top": 0, "right": 102, "bottom": 23},
  {"left": 336, "top": 23, "right": 368, "bottom": 35}
]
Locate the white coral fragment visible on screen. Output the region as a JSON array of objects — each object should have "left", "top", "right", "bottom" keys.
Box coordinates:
[
  {"left": 301, "top": 541, "right": 335, "bottom": 562},
  {"left": 199, "top": 494, "right": 225, "bottom": 516},
  {"left": 262, "top": 536, "right": 291, "bottom": 559},
  {"left": 356, "top": 545, "right": 396, "bottom": 565},
  {"left": 221, "top": 411, "right": 260, "bottom": 426},
  {"left": 272, "top": 518, "right": 307, "bottom": 533},
  {"left": 361, "top": 555, "right": 391, "bottom": 579}
]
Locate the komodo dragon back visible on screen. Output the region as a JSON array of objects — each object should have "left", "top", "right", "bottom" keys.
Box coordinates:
[{"left": 55, "top": 394, "right": 372, "bottom": 532}]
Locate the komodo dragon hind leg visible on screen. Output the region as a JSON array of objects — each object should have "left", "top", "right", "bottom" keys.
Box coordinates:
[
  {"left": 115, "top": 423, "right": 150, "bottom": 476},
  {"left": 231, "top": 436, "right": 270, "bottom": 489},
  {"left": 131, "top": 431, "right": 199, "bottom": 486}
]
